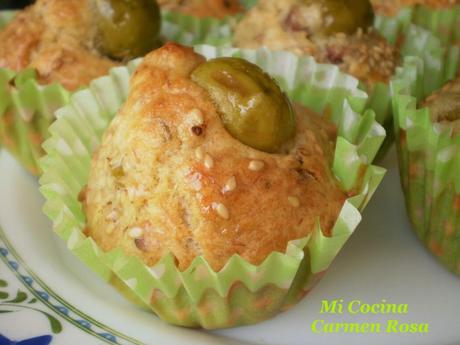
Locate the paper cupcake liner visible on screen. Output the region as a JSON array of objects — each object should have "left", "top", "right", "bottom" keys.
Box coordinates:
[
  {"left": 374, "top": 22, "right": 459, "bottom": 159},
  {"left": 0, "top": 69, "right": 71, "bottom": 175},
  {"left": 375, "top": 4, "right": 460, "bottom": 46},
  {"left": 160, "top": 9, "right": 239, "bottom": 47},
  {"left": 0, "top": 10, "right": 16, "bottom": 29},
  {"left": 239, "top": 0, "right": 256, "bottom": 9},
  {"left": 391, "top": 56, "right": 460, "bottom": 275},
  {"left": 39, "top": 46, "right": 386, "bottom": 329}
]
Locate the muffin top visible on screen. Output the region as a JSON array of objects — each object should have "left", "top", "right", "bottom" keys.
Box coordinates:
[
  {"left": 82, "top": 43, "right": 348, "bottom": 272},
  {"left": 158, "top": 0, "right": 242, "bottom": 18},
  {"left": 0, "top": 0, "right": 118, "bottom": 90},
  {"left": 371, "top": 0, "right": 458, "bottom": 16},
  {"left": 233, "top": 0, "right": 399, "bottom": 87},
  {"left": 423, "top": 77, "right": 460, "bottom": 134}
]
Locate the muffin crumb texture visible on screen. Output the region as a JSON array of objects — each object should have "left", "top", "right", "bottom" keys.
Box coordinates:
[
  {"left": 82, "top": 43, "right": 347, "bottom": 272},
  {"left": 422, "top": 77, "right": 460, "bottom": 134},
  {"left": 158, "top": 0, "right": 242, "bottom": 18}
]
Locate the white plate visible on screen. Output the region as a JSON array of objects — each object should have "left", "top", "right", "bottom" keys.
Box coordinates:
[{"left": 0, "top": 148, "right": 459, "bottom": 345}]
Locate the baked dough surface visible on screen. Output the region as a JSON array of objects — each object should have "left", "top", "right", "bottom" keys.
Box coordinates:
[
  {"left": 0, "top": 0, "right": 117, "bottom": 90},
  {"left": 158, "top": 0, "right": 242, "bottom": 18},
  {"left": 83, "top": 43, "right": 347, "bottom": 271},
  {"left": 423, "top": 77, "right": 460, "bottom": 134}
]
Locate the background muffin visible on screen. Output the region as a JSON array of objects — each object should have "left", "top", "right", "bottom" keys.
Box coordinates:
[
  {"left": 0, "top": 0, "right": 118, "bottom": 91},
  {"left": 234, "top": 0, "right": 398, "bottom": 88},
  {"left": 0, "top": 0, "right": 119, "bottom": 174},
  {"left": 392, "top": 56, "right": 460, "bottom": 275}
]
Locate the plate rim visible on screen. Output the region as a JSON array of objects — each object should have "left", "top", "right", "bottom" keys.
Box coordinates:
[{"left": 0, "top": 225, "right": 143, "bottom": 345}]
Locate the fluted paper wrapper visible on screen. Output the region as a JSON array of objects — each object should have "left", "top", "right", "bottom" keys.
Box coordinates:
[
  {"left": 0, "top": 69, "right": 70, "bottom": 175},
  {"left": 375, "top": 4, "right": 460, "bottom": 47},
  {"left": 39, "top": 46, "right": 385, "bottom": 329},
  {"left": 392, "top": 55, "right": 460, "bottom": 275},
  {"left": 374, "top": 22, "right": 459, "bottom": 159},
  {"left": 0, "top": 10, "right": 16, "bottom": 28},
  {"left": 0, "top": 11, "right": 229, "bottom": 175},
  {"left": 160, "top": 9, "right": 239, "bottom": 47},
  {"left": 383, "top": 6, "right": 459, "bottom": 261}
]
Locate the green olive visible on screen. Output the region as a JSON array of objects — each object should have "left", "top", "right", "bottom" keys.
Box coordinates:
[
  {"left": 191, "top": 57, "right": 296, "bottom": 153},
  {"left": 305, "top": 0, "right": 374, "bottom": 35},
  {"left": 94, "top": 0, "right": 161, "bottom": 60}
]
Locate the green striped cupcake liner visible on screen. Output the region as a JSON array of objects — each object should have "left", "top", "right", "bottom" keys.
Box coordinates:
[
  {"left": 375, "top": 4, "right": 460, "bottom": 46},
  {"left": 39, "top": 45, "right": 386, "bottom": 329},
  {"left": 161, "top": 9, "right": 239, "bottom": 46},
  {"left": 392, "top": 55, "right": 460, "bottom": 275}
]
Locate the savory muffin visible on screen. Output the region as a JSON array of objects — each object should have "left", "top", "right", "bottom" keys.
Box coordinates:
[
  {"left": 82, "top": 43, "right": 348, "bottom": 272},
  {"left": 371, "top": 0, "right": 458, "bottom": 16},
  {"left": 234, "top": 0, "right": 399, "bottom": 88},
  {"left": 392, "top": 60, "right": 460, "bottom": 275},
  {"left": 158, "top": 0, "right": 242, "bottom": 18},
  {"left": 0, "top": 0, "right": 161, "bottom": 90},
  {"left": 0, "top": 0, "right": 116, "bottom": 91}
]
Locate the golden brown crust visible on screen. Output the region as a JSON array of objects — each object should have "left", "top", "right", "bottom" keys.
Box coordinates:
[
  {"left": 82, "top": 43, "right": 347, "bottom": 272},
  {"left": 0, "top": 0, "right": 117, "bottom": 90},
  {"left": 315, "top": 29, "right": 399, "bottom": 87},
  {"left": 158, "top": 0, "right": 242, "bottom": 18},
  {"left": 422, "top": 77, "right": 460, "bottom": 133},
  {"left": 233, "top": 0, "right": 398, "bottom": 87},
  {"left": 371, "top": 0, "right": 459, "bottom": 16}
]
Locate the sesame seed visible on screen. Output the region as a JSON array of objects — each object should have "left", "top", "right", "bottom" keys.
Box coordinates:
[
  {"left": 106, "top": 210, "right": 118, "bottom": 222},
  {"left": 204, "top": 154, "right": 214, "bottom": 169},
  {"left": 195, "top": 147, "right": 204, "bottom": 160},
  {"left": 248, "top": 160, "right": 264, "bottom": 171},
  {"left": 288, "top": 196, "right": 300, "bottom": 208},
  {"left": 215, "top": 203, "right": 230, "bottom": 220},
  {"left": 128, "top": 227, "right": 144, "bottom": 239},
  {"left": 223, "top": 176, "right": 237, "bottom": 193},
  {"left": 189, "top": 108, "right": 204, "bottom": 124}
]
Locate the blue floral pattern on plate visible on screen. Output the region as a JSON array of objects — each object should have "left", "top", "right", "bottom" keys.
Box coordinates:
[{"left": 0, "top": 334, "right": 52, "bottom": 345}]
